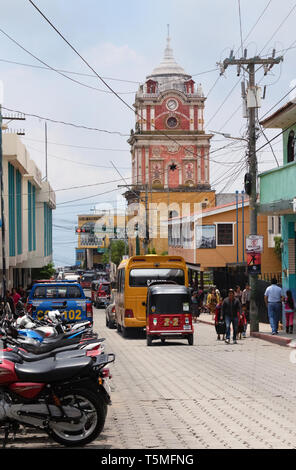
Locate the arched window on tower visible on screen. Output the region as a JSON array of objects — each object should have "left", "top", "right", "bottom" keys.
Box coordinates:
[
  {"left": 184, "top": 79, "right": 195, "bottom": 94},
  {"left": 287, "top": 130, "right": 295, "bottom": 163},
  {"left": 146, "top": 79, "right": 157, "bottom": 94}
]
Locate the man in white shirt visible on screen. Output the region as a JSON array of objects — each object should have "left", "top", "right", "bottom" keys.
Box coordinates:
[{"left": 264, "top": 278, "right": 283, "bottom": 335}]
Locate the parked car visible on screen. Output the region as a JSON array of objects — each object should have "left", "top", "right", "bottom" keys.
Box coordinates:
[
  {"left": 105, "top": 289, "right": 117, "bottom": 328},
  {"left": 94, "top": 282, "right": 111, "bottom": 308},
  {"left": 80, "top": 272, "right": 97, "bottom": 289},
  {"left": 90, "top": 280, "right": 101, "bottom": 304}
]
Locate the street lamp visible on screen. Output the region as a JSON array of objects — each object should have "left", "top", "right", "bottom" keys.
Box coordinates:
[{"left": 209, "top": 129, "right": 248, "bottom": 142}]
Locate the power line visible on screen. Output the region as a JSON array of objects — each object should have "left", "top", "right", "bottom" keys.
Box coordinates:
[
  {"left": 23, "top": 137, "right": 129, "bottom": 152},
  {"left": 0, "top": 56, "right": 219, "bottom": 83},
  {"left": 242, "top": 0, "right": 273, "bottom": 46},
  {"left": 54, "top": 142, "right": 245, "bottom": 207},
  {"left": 259, "top": 2, "right": 296, "bottom": 55},
  {"left": 2, "top": 106, "right": 129, "bottom": 136},
  {"left": 205, "top": 77, "right": 242, "bottom": 127},
  {"left": 0, "top": 28, "right": 136, "bottom": 96},
  {"left": 26, "top": 0, "right": 243, "bottom": 165},
  {"left": 25, "top": 144, "right": 130, "bottom": 170},
  {"left": 56, "top": 187, "right": 123, "bottom": 207},
  {"left": 28, "top": 0, "right": 135, "bottom": 113},
  {"left": 204, "top": 0, "right": 272, "bottom": 101}
]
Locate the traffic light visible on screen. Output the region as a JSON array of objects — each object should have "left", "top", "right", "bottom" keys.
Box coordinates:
[{"left": 244, "top": 173, "right": 252, "bottom": 196}]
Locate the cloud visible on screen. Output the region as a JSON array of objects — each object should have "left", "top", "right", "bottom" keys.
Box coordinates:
[{"left": 85, "top": 42, "right": 145, "bottom": 69}]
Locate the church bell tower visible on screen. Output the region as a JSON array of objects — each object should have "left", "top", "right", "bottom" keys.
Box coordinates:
[{"left": 126, "top": 31, "right": 215, "bottom": 254}]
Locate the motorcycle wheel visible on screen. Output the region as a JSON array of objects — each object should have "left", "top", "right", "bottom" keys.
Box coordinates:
[{"left": 48, "top": 387, "right": 107, "bottom": 447}]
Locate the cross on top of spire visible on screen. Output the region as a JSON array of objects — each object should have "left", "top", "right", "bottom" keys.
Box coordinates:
[{"left": 147, "top": 26, "right": 190, "bottom": 80}]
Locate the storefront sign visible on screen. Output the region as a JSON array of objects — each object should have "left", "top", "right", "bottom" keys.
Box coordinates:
[{"left": 246, "top": 235, "right": 263, "bottom": 253}]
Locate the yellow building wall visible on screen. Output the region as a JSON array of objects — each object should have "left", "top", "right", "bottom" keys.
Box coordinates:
[
  {"left": 128, "top": 189, "right": 216, "bottom": 255},
  {"left": 77, "top": 214, "right": 126, "bottom": 250}
]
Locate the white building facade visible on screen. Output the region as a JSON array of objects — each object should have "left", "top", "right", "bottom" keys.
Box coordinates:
[{"left": 1, "top": 133, "right": 56, "bottom": 290}]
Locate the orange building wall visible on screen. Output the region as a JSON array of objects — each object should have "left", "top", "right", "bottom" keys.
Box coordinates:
[{"left": 169, "top": 206, "right": 281, "bottom": 275}]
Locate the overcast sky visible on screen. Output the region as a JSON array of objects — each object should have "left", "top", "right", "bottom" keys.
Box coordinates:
[{"left": 0, "top": 0, "right": 295, "bottom": 266}]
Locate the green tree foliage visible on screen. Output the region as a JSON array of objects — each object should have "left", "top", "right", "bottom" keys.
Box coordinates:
[
  {"left": 103, "top": 240, "right": 127, "bottom": 266},
  {"left": 274, "top": 236, "right": 283, "bottom": 261},
  {"left": 32, "top": 262, "right": 56, "bottom": 280}
]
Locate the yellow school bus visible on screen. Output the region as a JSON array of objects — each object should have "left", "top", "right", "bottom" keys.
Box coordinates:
[{"left": 115, "top": 255, "right": 188, "bottom": 336}]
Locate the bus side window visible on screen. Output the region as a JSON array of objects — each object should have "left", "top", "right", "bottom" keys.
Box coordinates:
[
  {"left": 117, "top": 269, "right": 122, "bottom": 293},
  {"left": 121, "top": 269, "right": 125, "bottom": 292}
]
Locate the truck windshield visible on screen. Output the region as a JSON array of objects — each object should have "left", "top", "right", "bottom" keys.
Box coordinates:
[
  {"left": 150, "top": 294, "right": 190, "bottom": 315},
  {"left": 33, "top": 285, "right": 82, "bottom": 299},
  {"left": 129, "top": 268, "right": 184, "bottom": 287}
]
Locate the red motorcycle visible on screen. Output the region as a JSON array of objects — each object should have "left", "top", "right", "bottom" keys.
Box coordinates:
[{"left": 0, "top": 335, "right": 115, "bottom": 447}]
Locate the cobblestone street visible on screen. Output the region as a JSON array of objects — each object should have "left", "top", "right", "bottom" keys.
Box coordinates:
[
  {"left": 5, "top": 307, "right": 296, "bottom": 449},
  {"left": 97, "top": 311, "right": 296, "bottom": 450}
]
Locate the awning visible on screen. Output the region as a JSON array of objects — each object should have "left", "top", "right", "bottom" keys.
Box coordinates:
[{"left": 186, "top": 263, "right": 201, "bottom": 272}]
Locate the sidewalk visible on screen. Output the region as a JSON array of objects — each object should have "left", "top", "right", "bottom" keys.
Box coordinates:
[{"left": 196, "top": 313, "right": 296, "bottom": 348}]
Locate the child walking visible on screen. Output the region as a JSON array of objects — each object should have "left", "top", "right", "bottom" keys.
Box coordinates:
[
  {"left": 284, "top": 290, "right": 295, "bottom": 334},
  {"left": 214, "top": 292, "right": 226, "bottom": 340}
]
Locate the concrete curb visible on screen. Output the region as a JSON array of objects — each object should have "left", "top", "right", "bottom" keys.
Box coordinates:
[
  {"left": 250, "top": 331, "right": 291, "bottom": 347},
  {"left": 197, "top": 318, "right": 292, "bottom": 348}
]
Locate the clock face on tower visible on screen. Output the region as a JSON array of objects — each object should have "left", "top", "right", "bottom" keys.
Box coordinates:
[{"left": 166, "top": 99, "right": 178, "bottom": 111}]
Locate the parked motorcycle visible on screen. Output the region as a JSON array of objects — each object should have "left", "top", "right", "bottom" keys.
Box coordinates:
[
  {"left": 0, "top": 317, "right": 105, "bottom": 356},
  {"left": 15, "top": 301, "right": 95, "bottom": 341},
  {"left": 0, "top": 343, "right": 115, "bottom": 447}
]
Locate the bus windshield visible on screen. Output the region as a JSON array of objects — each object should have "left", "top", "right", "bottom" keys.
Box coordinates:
[{"left": 129, "top": 268, "right": 185, "bottom": 287}]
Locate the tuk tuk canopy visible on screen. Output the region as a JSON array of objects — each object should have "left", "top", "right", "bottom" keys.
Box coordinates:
[{"left": 147, "top": 284, "right": 191, "bottom": 315}]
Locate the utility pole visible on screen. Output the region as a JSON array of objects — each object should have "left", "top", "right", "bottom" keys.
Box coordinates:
[
  {"left": 117, "top": 183, "right": 149, "bottom": 255},
  {"left": 219, "top": 52, "right": 283, "bottom": 332}
]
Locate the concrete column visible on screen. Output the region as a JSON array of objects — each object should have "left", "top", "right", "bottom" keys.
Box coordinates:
[{"left": 86, "top": 248, "right": 93, "bottom": 270}]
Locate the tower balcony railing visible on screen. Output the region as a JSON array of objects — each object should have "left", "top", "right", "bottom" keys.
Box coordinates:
[{"left": 137, "top": 91, "right": 203, "bottom": 99}]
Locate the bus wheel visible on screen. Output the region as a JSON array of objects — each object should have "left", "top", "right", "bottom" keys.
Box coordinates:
[
  {"left": 188, "top": 334, "right": 194, "bottom": 346},
  {"left": 161, "top": 338, "right": 165, "bottom": 344},
  {"left": 147, "top": 336, "right": 153, "bottom": 346}
]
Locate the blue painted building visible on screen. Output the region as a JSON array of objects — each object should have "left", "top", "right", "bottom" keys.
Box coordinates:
[
  {"left": 259, "top": 101, "right": 296, "bottom": 299},
  {"left": 2, "top": 134, "right": 56, "bottom": 289}
]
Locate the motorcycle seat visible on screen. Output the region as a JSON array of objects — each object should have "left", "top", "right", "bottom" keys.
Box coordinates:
[
  {"left": 15, "top": 356, "right": 93, "bottom": 383},
  {"left": 17, "top": 336, "right": 81, "bottom": 354},
  {"left": 15, "top": 348, "right": 88, "bottom": 362}
]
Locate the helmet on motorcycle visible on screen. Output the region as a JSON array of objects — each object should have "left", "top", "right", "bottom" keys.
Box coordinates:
[{"left": 16, "top": 300, "right": 25, "bottom": 314}]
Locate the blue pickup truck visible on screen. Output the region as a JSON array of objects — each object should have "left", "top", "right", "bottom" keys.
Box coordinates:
[{"left": 27, "top": 282, "right": 93, "bottom": 324}]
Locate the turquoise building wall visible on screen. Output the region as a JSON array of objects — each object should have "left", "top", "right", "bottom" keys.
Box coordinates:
[{"left": 281, "top": 215, "right": 296, "bottom": 298}]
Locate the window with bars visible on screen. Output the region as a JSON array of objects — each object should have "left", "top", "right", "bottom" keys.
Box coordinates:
[{"left": 217, "top": 223, "right": 233, "bottom": 246}]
